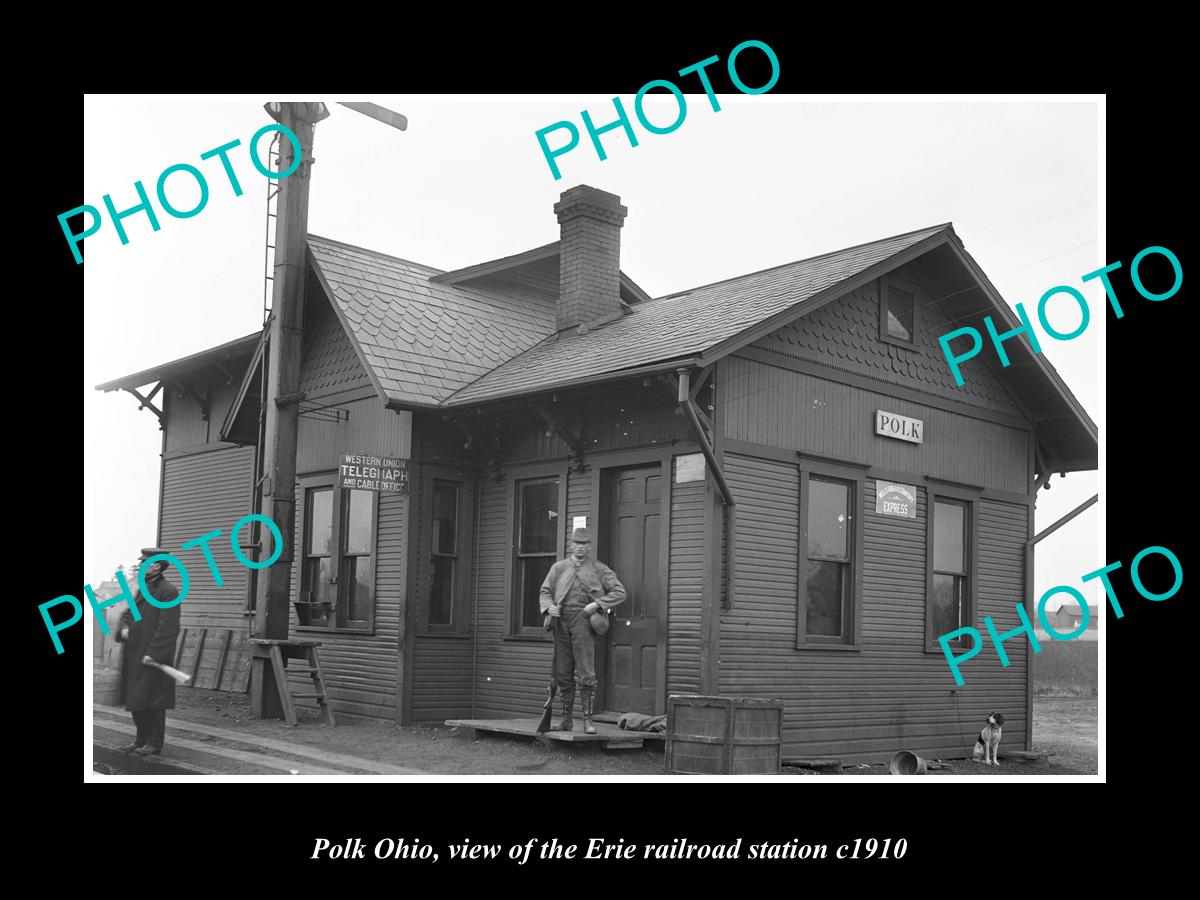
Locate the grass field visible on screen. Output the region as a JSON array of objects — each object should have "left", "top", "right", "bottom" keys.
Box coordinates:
[{"left": 1031, "top": 639, "right": 1097, "bottom": 697}]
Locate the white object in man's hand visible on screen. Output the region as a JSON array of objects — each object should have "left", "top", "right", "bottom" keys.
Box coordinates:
[{"left": 119, "top": 626, "right": 129, "bottom": 641}]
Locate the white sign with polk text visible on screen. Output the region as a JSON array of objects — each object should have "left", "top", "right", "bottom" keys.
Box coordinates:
[{"left": 875, "top": 410, "right": 923, "bottom": 444}]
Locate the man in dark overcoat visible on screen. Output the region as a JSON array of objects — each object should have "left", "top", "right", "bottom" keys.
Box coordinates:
[
  {"left": 539, "top": 528, "right": 626, "bottom": 734},
  {"left": 114, "top": 547, "right": 182, "bottom": 756}
]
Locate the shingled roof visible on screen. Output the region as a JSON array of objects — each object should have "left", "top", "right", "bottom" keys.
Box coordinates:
[
  {"left": 308, "top": 235, "right": 555, "bottom": 407},
  {"left": 442, "top": 224, "right": 951, "bottom": 406}
]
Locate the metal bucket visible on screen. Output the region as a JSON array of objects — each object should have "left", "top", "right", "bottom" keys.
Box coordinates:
[{"left": 889, "top": 750, "right": 928, "bottom": 775}]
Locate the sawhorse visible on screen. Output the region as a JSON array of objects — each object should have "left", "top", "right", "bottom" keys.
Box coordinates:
[{"left": 249, "top": 638, "right": 336, "bottom": 726}]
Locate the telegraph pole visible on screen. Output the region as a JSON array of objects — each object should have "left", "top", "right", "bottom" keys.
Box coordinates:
[
  {"left": 250, "top": 101, "right": 329, "bottom": 719},
  {"left": 247, "top": 100, "right": 405, "bottom": 720}
]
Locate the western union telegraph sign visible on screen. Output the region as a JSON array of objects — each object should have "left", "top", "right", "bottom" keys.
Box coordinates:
[{"left": 338, "top": 452, "right": 409, "bottom": 493}]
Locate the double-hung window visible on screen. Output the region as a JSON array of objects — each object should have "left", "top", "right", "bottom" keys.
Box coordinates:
[
  {"left": 797, "top": 460, "right": 863, "bottom": 649},
  {"left": 926, "top": 490, "right": 977, "bottom": 649},
  {"left": 420, "top": 466, "right": 474, "bottom": 635},
  {"left": 509, "top": 468, "right": 567, "bottom": 637},
  {"left": 298, "top": 478, "right": 377, "bottom": 632}
]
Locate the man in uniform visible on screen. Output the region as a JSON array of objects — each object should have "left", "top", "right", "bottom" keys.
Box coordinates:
[
  {"left": 114, "top": 547, "right": 182, "bottom": 756},
  {"left": 539, "top": 528, "right": 626, "bottom": 734}
]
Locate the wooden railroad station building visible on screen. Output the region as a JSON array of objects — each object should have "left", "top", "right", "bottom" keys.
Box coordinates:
[{"left": 98, "top": 185, "right": 1097, "bottom": 764}]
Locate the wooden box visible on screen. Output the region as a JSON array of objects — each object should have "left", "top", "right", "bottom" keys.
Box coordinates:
[{"left": 665, "top": 694, "right": 784, "bottom": 775}]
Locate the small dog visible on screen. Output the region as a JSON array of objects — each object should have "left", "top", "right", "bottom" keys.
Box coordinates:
[{"left": 973, "top": 712, "right": 1005, "bottom": 766}]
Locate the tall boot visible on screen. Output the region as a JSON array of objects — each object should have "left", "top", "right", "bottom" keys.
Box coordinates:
[
  {"left": 582, "top": 686, "right": 597, "bottom": 734},
  {"left": 552, "top": 685, "right": 575, "bottom": 732}
]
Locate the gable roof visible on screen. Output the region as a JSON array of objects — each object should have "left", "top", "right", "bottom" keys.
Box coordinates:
[
  {"left": 307, "top": 235, "right": 556, "bottom": 407},
  {"left": 99, "top": 220, "right": 1098, "bottom": 473},
  {"left": 443, "top": 224, "right": 951, "bottom": 406}
]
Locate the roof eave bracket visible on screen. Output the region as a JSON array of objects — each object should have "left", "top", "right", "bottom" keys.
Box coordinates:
[{"left": 529, "top": 401, "right": 586, "bottom": 472}]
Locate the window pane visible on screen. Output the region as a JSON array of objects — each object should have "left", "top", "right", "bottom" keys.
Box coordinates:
[
  {"left": 346, "top": 555, "right": 372, "bottom": 623},
  {"left": 429, "top": 556, "right": 454, "bottom": 625},
  {"left": 520, "top": 479, "right": 559, "bottom": 554},
  {"left": 301, "top": 557, "right": 335, "bottom": 627},
  {"left": 931, "top": 573, "right": 964, "bottom": 635},
  {"left": 433, "top": 483, "right": 458, "bottom": 555},
  {"left": 308, "top": 489, "right": 333, "bottom": 556},
  {"left": 806, "top": 560, "right": 845, "bottom": 637},
  {"left": 314, "top": 557, "right": 335, "bottom": 607},
  {"left": 808, "top": 478, "right": 849, "bottom": 559},
  {"left": 887, "top": 286, "right": 914, "bottom": 340},
  {"left": 346, "top": 490, "right": 373, "bottom": 555},
  {"left": 934, "top": 501, "right": 965, "bottom": 573},
  {"left": 520, "top": 556, "right": 555, "bottom": 629}
]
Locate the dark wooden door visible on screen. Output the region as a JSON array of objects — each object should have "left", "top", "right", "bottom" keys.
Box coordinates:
[{"left": 603, "top": 465, "right": 663, "bottom": 714}]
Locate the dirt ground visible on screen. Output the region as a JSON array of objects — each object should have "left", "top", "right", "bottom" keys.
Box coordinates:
[
  {"left": 95, "top": 684, "right": 1097, "bottom": 776},
  {"left": 790, "top": 697, "right": 1098, "bottom": 776}
]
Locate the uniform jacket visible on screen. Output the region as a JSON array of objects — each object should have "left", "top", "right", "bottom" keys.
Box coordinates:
[
  {"left": 115, "top": 574, "right": 182, "bottom": 711},
  {"left": 539, "top": 558, "right": 626, "bottom": 629}
]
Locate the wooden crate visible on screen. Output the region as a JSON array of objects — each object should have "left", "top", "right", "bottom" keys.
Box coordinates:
[{"left": 665, "top": 695, "right": 783, "bottom": 775}]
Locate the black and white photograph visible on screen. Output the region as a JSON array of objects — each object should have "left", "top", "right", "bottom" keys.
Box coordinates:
[{"left": 79, "top": 92, "right": 1107, "bottom": 783}]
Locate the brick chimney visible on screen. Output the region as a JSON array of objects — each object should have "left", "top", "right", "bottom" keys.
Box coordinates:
[{"left": 554, "top": 185, "right": 628, "bottom": 332}]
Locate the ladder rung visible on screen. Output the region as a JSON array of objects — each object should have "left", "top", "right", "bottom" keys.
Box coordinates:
[{"left": 292, "top": 692, "right": 325, "bottom": 699}]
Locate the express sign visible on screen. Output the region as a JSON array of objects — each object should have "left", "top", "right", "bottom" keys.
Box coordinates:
[{"left": 876, "top": 482, "right": 917, "bottom": 518}]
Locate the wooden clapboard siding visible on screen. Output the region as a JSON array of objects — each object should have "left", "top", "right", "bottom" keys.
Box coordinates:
[
  {"left": 276, "top": 306, "right": 412, "bottom": 719},
  {"left": 720, "top": 452, "right": 1030, "bottom": 764},
  {"left": 667, "top": 463, "right": 705, "bottom": 695},
  {"left": 406, "top": 458, "right": 476, "bottom": 722},
  {"left": 163, "top": 374, "right": 245, "bottom": 451},
  {"left": 410, "top": 638, "right": 473, "bottom": 721},
  {"left": 159, "top": 445, "right": 254, "bottom": 631},
  {"left": 287, "top": 490, "right": 407, "bottom": 720},
  {"left": 472, "top": 474, "right": 549, "bottom": 718},
  {"left": 296, "top": 397, "right": 411, "bottom": 475},
  {"left": 752, "top": 268, "right": 1025, "bottom": 417},
  {"left": 723, "top": 355, "right": 1029, "bottom": 494}
]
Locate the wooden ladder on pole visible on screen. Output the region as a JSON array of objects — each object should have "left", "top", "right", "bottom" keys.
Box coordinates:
[{"left": 248, "top": 638, "right": 336, "bottom": 727}]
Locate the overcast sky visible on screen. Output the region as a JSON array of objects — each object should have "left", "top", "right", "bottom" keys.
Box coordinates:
[{"left": 83, "top": 95, "right": 1101, "bottom": 611}]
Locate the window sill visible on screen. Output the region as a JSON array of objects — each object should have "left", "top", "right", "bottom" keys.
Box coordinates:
[
  {"left": 416, "top": 632, "right": 473, "bottom": 640},
  {"left": 878, "top": 332, "right": 917, "bottom": 351},
  {"left": 926, "top": 643, "right": 971, "bottom": 655},
  {"left": 296, "top": 625, "right": 375, "bottom": 637},
  {"left": 504, "top": 632, "right": 554, "bottom": 642},
  {"left": 795, "top": 642, "right": 862, "bottom": 652}
]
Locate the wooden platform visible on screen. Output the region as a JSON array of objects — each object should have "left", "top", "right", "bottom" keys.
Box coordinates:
[{"left": 445, "top": 718, "right": 665, "bottom": 751}]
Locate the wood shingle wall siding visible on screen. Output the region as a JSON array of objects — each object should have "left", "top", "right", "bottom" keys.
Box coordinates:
[
  {"left": 299, "top": 298, "right": 374, "bottom": 396},
  {"left": 753, "top": 272, "right": 1025, "bottom": 417},
  {"left": 159, "top": 445, "right": 254, "bottom": 631},
  {"left": 721, "top": 451, "right": 1030, "bottom": 764},
  {"left": 723, "top": 356, "right": 1030, "bottom": 495},
  {"left": 667, "top": 462, "right": 705, "bottom": 696}
]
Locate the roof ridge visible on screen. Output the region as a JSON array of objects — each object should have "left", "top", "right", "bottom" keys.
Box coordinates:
[
  {"left": 651, "top": 222, "right": 954, "bottom": 303},
  {"left": 307, "top": 233, "right": 446, "bottom": 275}
]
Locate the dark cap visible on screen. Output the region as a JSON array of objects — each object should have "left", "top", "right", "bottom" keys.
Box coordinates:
[
  {"left": 140, "top": 547, "right": 171, "bottom": 561},
  {"left": 571, "top": 528, "right": 592, "bottom": 543}
]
